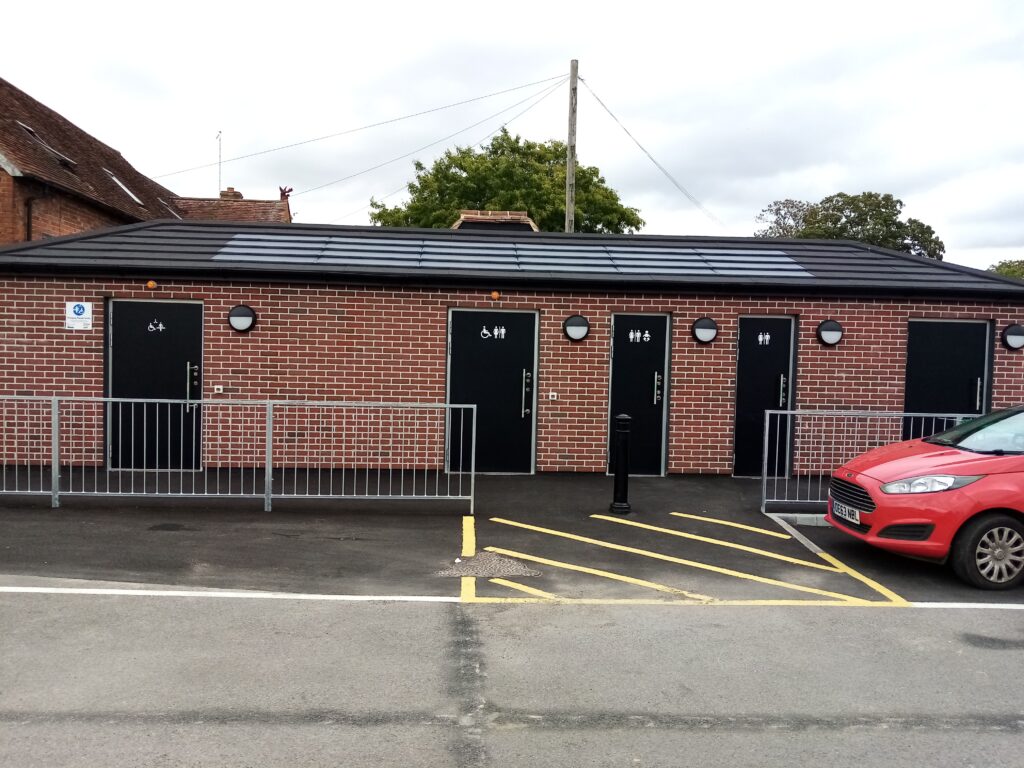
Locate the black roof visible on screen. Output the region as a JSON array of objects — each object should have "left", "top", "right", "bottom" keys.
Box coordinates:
[{"left": 2, "top": 220, "right": 1022, "bottom": 299}]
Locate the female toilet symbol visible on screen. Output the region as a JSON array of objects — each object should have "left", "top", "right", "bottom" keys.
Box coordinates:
[{"left": 758, "top": 332, "right": 765, "bottom": 345}]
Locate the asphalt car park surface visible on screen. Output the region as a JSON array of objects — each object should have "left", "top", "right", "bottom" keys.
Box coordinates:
[
  {"left": 0, "top": 474, "right": 1020, "bottom": 605},
  {"left": 3, "top": 476, "right": 1024, "bottom": 767}
]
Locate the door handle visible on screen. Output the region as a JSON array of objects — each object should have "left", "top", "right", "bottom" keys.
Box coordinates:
[
  {"left": 653, "top": 371, "right": 663, "bottom": 405},
  {"left": 778, "top": 374, "right": 787, "bottom": 408},
  {"left": 186, "top": 362, "right": 200, "bottom": 412},
  {"left": 976, "top": 377, "right": 982, "bottom": 411},
  {"left": 521, "top": 369, "right": 532, "bottom": 418}
]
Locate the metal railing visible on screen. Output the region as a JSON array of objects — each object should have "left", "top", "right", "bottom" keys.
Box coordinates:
[
  {"left": 0, "top": 397, "right": 475, "bottom": 512},
  {"left": 760, "top": 409, "right": 974, "bottom": 512}
]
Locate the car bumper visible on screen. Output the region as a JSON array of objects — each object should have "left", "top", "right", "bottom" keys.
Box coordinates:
[{"left": 825, "top": 470, "right": 961, "bottom": 560}]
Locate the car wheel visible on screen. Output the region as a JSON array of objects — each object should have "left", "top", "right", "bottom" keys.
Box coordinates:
[{"left": 951, "top": 514, "right": 1024, "bottom": 590}]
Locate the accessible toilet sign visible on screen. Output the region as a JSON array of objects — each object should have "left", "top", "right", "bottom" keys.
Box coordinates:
[{"left": 65, "top": 301, "right": 93, "bottom": 330}]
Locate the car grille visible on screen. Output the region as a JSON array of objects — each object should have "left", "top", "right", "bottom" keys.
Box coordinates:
[
  {"left": 878, "top": 524, "right": 934, "bottom": 541},
  {"left": 829, "top": 477, "right": 876, "bottom": 512},
  {"left": 831, "top": 514, "right": 872, "bottom": 535}
]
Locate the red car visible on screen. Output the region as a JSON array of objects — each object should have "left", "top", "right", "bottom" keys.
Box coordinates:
[{"left": 827, "top": 406, "right": 1024, "bottom": 589}]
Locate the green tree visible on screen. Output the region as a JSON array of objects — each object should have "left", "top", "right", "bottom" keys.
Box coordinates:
[
  {"left": 369, "top": 129, "right": 644, "bottom": 234},
  {"left": 989, "top": 260, "right": 1024, "bottom": 280},
  {"left": 756, "top": 191, "right": 945, "bottom": 260}
]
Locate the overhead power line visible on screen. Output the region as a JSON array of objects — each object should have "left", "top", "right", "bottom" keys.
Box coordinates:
[
  {"left": 332, "top": 77, "right": 568, "bottom": 224},
  {"left": 295, "top": 78, "right": 569, "bottom": 197},
  {"left": 578, "top": 77, "right": 724, "bottom": 228},
  {"left": 153, "top": 74, "right": 567, "bottom": 180}
]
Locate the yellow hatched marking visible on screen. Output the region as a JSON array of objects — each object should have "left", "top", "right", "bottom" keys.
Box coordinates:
[
  {"left": 489, "top": 578, "right": 559, "bottom": 599},
  {"left": 485, "top": 546, "right": 712, "bottom": 602},
  {"left": 592, "top": 515, "right": 839, "bottom": 572},
  {"left": 462, "top": 516, "right": 476, "bottom": 558},
  {"left": 818, "top": 552, "right": 909, "bottom": 605},
  {"left": 670, "top": 512, "right": 791, "bottom": 539},
  {"left": 460, "top": 576, "right": 476, "bottom": 601},
  {"left": 489, "top": 517, "right": 867, "bottom": 603}
]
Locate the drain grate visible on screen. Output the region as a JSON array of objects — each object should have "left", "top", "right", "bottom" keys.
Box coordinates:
[{"left": 435, "top": 551, "right": 541, "bottom": 578}]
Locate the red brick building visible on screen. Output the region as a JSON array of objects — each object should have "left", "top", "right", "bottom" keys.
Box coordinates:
[
  {"left": 3, "top": 220, "right": 1024, "bottom": 478},
  {"left": 0, "top": 77, "right": 290, "bottom": 245}
]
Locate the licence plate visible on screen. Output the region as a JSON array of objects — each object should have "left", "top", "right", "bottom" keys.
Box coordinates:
[{"left": 832, "top": 499, "right": 862, "bottom": 525}]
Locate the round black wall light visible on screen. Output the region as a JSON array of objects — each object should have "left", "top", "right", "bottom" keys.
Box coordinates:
[
  {"left": 228, "top": 305, "right": 258, "bottom": 333},
  {"left": 691, "top": 317, "right": 718, "bottom": 344},
  {"left": 1002, "top": 323, "right": 1024, "bottom": 350},
  {"left": 817, "top": 319, "right": 844, "bottom": 346},
  {"left": 563, "top": 314, "right": 590, "bottom": 341}
]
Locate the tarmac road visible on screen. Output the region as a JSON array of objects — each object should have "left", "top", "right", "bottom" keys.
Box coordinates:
[{"left": 2, "top": 595, "right": 1023, "bottom": 767}]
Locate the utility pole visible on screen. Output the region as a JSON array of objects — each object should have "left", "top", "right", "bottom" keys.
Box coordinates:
[{"left": 565, "top": 59, "right": 578, "bottom": 233}]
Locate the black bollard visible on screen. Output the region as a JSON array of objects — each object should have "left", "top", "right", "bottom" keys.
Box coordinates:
[{"left": 609, "top": 413, "right": 632, "bottom": 514}]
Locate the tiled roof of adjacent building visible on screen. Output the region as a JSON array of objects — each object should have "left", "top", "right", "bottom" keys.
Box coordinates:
[
  {"left": 0, "top": 77, "right": 290, "bottom": 226},
  {"left": 174, "top": 188, "right": 291, "bottom": 224},
  {"left": 2, "top": 219, "right": 1023, "bottom": 299},
  {"left": 0, "top": 77, "right": 182, "bottom": 221}
]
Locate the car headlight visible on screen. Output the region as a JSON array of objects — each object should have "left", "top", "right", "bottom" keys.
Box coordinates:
[{"left": 880, "top": 475, "right": 984, "bottom": 494}]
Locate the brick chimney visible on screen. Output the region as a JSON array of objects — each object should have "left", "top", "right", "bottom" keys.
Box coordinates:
[{"left": 220, "top": 187, "right": 244, "bottom": 200}]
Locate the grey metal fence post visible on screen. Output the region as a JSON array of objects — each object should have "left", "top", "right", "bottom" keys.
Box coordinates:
[
  {"left": 50, "top": 397, "right": 60, "bottom": 509},
  {"left": 264, "top": 402, "right": 273, "bottom": 512},
  {"left": 760, "top": 410, "right": 772, "bottom": 513}
]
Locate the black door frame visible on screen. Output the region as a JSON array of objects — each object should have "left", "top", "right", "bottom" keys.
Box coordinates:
[
  {"left": 606, "top": 312, "right": 671, "bottom": 477},
  {"left": 904, "top": 319, "right": 993, "bottom": 415},
  {"left": 446, "top": 307, "right": 540, "bottom": 475},
  {"left": 733, "top": 315, "right": 797, "bottom": 478},
  {"left": 106, "top": 298, "right": 205, "bottom": 471}
]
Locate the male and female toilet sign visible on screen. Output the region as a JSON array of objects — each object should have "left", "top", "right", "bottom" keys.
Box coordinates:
[{"left": 480, "top": 325, "right": 508, "bottom": 340}]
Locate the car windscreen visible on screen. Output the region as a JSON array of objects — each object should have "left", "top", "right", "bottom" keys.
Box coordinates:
[{"left": 925, "top": 406, "right": 1024, "bottom": 454}]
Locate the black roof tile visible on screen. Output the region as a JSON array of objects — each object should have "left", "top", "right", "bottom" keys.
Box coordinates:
[{"left": 1, "top": 220, "right": 1023, "bottom": 299}]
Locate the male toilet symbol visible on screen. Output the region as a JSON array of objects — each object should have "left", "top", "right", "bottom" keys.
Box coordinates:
[{"left": 757, "top": 332, "right": 771, "bottom": 346}]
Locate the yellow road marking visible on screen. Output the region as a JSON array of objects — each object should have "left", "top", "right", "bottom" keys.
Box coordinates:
[
  {"left": 489, "top": 517, "right": 868, "bottom": 603},
  {"left": 460, "top": 576, "right": 476, "bottom": 601},
  {"left": 462, "top": 596, "right": 900, "bottom": 606},
  {"left": 670, "top": 512, "right": 791, "bottom": 539},
  {"left": 489, "top": 578, "right": 559, "bottom": 599},
  {"left": 592, "top": 515, "right": 839, "bottom": 572},
  {"left": 485, "top": 546, "right": 713, "bottom": 602},
  {"left": 818, "top": 552, "right": 909, "bottom": 605},
  {"left": 462, "top": 516, "right": 476, "bottom": 558}
]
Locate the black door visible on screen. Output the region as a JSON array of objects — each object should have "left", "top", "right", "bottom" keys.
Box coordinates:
[
  {"left": 904, "top": 320, "right": 989, "bottom": 438},
  {"left": 108, "top": 301, "right": 203, "bottom": 470},
  {"left": 734, "top": 317, "right": 795, "bottom": 477},
  {"left": 449, "top": 310, "right": 537, "bottom": 473},
  {"left": 609, "top": 314, "right": 669, "bottom": 475}
]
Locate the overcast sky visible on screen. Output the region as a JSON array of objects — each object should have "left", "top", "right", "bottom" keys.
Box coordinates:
[{"left": 4, "top": 0, "right": 1023, "bottom": 269}]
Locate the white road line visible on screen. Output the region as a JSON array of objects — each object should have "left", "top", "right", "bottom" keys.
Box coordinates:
[
  {"left": 766, "top": 513, "right": 825, "bottom": 554},
  {"left": 0, "top": 586, "right": 459, "bottom": 603},
  {"left": 910, "top": 602, "right": 1024, "bottom": 610},
  {"left": 2, "top": 586, "right": 1021, "bottom": 610}
]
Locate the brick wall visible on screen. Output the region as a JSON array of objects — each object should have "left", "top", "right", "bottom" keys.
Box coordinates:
[
  {"left": 0, "top": 172, "right": 129, "bottom": 244},
  {"left": 2, "top": 275, "right": 1024, "bottom": 473}
]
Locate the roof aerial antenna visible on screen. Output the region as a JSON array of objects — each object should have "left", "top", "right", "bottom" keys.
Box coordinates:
[{"left": 216, "top": 131, "right": 222, "bottom": 194}]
